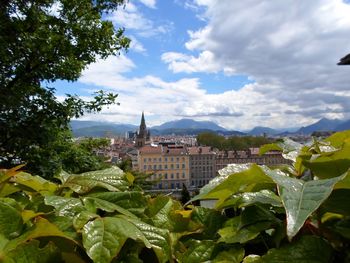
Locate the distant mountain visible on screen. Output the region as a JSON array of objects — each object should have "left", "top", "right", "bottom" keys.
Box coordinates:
[
  {"left": 297, "top": 118, "right": 343, "bottom": 134},
  {"left": 335, "top": 119, "right": 350, "bottom": 131},
  {"left": 248, "top": 126, "right": 279, "bottom": 136},
  {"left": 151, "top": 119, "right": 227, "bottom": 131},
  {"left": 70, "top": 121, "right": 137, "bottom": 137}
]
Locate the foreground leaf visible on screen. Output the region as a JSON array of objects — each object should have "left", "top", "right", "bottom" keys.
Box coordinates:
[
  {"left": 191, "top": 164, "right": 274, "bottom": 207},
  {"left": 3, "top": 240, "right": 61, "bottom": 263},
  {"left": 0, "top": 199, "right": 23, "bottom": 239},
  {"left": 62, "top": 167, "right": 129, "bottom": 194},
  {"left": 82, "top": 216, "right": 170, "bottom": 263},
  {"left": 257, "top": 236, "right": 332, "bottom": 263},
  {"left": 263, "top": 166, "right": 344, "bottom": 239},
  {"left": 181, "top": 240, "right": 215, "bottom": 263}
]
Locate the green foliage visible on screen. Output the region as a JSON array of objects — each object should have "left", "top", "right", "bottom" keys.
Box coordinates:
[
  {"left": 197, "top": 132, "right": 273, "bottom": 150},
  {"left": 0, "top": 131, "right": 350, "bottom": 262},
  {"left": 0, "top": 0, "right": 130, "bottom": 178}
]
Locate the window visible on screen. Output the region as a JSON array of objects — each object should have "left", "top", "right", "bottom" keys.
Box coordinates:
[
  {"left": 171, "top": 174, "right": 174, "bottom": 179},
  {"left": 171, "top": 183, "right": 174, "bottom": 189},
  {"left": 176, "top": 164, "right": 179, "bottom": 169},
  {"left": 171, "top": 164, "right": 174, "bottom": 169},
  {"left": 171, "top": 157, "right": 174, "bottom": 161},
  {"left": 182, "top": 173, "right": 185, "bottom": 178},
  {"left": 144, "top": 158, "right": 147, "bottom": 163},
  {"left": 176, "top": 182, "right": 180, "bottom": 189},
  {"left": 165, "top": 157, "right": 168, "bottom": 162},
  {"left": 182, "top": 164, "right": 185, "bottom": 168},
  {"left": 143, "top": 165, "right": 146, "bottom": 169},
  {"left": 153, "top": 164, "right": 157, "bottom": 169},
  {"left": 158, "top": 164, "right": 162, "bottom": 169},
  {"left": 158, "top": 183, "right": 162, "bottom": 189},
  {"left": 164, "top": 164, "right": 168, "bottom": 169},
  {"left": 176, "top": 173, "right": 179, "bottom": 179},
  {"left": 164, "top": 173, "right": 168, "bottom": 179},
  {"left": 159, "top": 157, "right": 162, "bottom": 162},
  {"left": 176, "top": 157, "right": 179, "bottom": 162}
]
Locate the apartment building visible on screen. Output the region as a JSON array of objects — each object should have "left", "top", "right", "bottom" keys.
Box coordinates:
[
  {"left": 188, "top": 146, "right": 216, "bottom": 188},
  {"left": 215, "top": 147, "right": 290, "bottom": 171},
  {"left": 138, "top": 144, "right": 190, "bottom": 189}
]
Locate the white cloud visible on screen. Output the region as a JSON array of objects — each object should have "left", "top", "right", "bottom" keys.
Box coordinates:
[
  {"left": 138, "top": 0, "right": 156, "bottom": 9},
  {"left": 161, "top": 0, "right": 350, "bottom": 125},
  {"left": 76, "top": 0, "right": 350, "bottom": 130},
  {"left": 109, "top": 2, "right": 171, "bottom": 37},
  {"left": 161, "top": 51, "right": 235, "bottom": 75}
]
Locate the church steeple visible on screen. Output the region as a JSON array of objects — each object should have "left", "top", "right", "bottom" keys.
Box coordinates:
[{"left": 136, "top": 111, "right": 150, "bottom": 147}]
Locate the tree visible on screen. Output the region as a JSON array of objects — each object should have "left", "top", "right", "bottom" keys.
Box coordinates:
[
  {"left": 180, "top": 183, "right": 190, "bottom": 205},
  {"left": 0, "top": 0, "right": 130, "bottom": 177}
]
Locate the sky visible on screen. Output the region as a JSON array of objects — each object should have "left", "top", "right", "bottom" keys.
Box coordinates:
[{"left": 53, "top": 0, "right": 350, "bottom": 130}]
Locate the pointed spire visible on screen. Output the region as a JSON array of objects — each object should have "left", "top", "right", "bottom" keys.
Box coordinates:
[{"left": 140, "top": 111, "right": 146, "bottom": 129}]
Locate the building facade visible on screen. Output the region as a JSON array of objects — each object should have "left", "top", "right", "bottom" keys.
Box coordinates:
[
  {"left": 215, "top": 148, "right": 290, "bottom": 171},
  {"left": 138, "top": 144, "right": 190, "bottom": 189},
  {"left": 188, "top": 146, "right": 216, "bottom": 188}
]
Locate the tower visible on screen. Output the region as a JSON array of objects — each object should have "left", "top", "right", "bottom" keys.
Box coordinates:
[{"left": 136, "top": 112, "right": 150, "bottom": 147}]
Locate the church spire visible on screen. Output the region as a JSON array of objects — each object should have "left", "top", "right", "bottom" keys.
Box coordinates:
[{"left": 136, "top": 111, "right": 149, "bottom": 147}]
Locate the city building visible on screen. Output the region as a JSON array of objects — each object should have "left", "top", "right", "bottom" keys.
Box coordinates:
[
  {"left": 215, "top": 148, "right": 290, "bottom": 171},
  {"left": 188, "top": 146, "right": 216, "bottom": 188},
  {"left": 137, "top": 144, "right": 190, "bottom": 190}
]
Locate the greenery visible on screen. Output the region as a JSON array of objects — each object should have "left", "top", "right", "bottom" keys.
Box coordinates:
[
  {"left": 197, "top": 132, "right": 274, "bottom": 150},
  {"left": 0, "top": 0, "right": 130, "bottom": 178},
  {"left": 0, "top": 131, "right": 350, "bottom": 262}
]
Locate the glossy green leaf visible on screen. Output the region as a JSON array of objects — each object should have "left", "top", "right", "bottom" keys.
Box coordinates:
[
  {"left": 243, "top": 255, "right": 261, "bottom": 263},
  {"left": 191, "top": 164, "right": 274, "bottom": 207},
  {"left": 218, "top": 217, "right": 271, "bottom": 244},
  {"left": 4, "top": 217, "right": 77, "bottom": 252},
  {"left": 3, "top": 240, "right": 61, "bottom": 263},
  {"left": 218, "top": 190, "right": 282, "bottom": 209},
  {"left": 325, "top": 130, "right": 350, "bottom": 148},
  {"left": 212, "top": 246, "right": 245, "bottom": 263},
  {"left": 263, "top": 166, "right": 344, "bottom": 239},
  {"left": 62, "top": 167, "right": 129, "bottom": 194},
  {"left": 13, "top": 172, "right": 57, "bottom": 195},
  {"left": 0, "top": 199, "right": 23, "bottom": 239},
  {"left": 257, "top": 236, "right": 332, "bottom": 263},
  {"left": 181, "top": 240, "right": 215, "bottom": 263},
  {"left": 303, "top": 141, "right": 350, "bottom": 179},
  {"left": 82, "top": 216, "right": 170, "bottom": 263},
  {"left": 260, "top": 138, "right": 303, "bottom": 162},
  {"left": 45, "top": 196, "right": 85, "bottom": 217},
  {"left": 191, "top": 206, "right": 226, "bottom": 239},
  {"left": 82, "top": 197, "right": 137, "bottom": 218},
  {"left": 73, "top": 211, "right": 99, "bottom": 231},
  {"left": 87, "top": 191, "right": 147, "bottom": 216}
]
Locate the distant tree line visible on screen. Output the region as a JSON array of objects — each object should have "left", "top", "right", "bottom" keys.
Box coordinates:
[{"left": 197, "top": 132, "right": 274, "bottom": 150}]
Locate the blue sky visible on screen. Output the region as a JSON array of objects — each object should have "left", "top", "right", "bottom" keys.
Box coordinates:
[{"left": 53, "top": 0, "right": 350, "bottom": 130}]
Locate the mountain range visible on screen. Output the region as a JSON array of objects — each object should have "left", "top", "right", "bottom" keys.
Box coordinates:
[{"left": 70, "top": 118, "right": 350, "bottom": 137}]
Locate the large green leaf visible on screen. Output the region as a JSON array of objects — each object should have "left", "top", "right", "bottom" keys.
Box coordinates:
[
  {"left": 3, "top": 240, "right": 62, "bottom": 263},
  {"left": 4, "top": 217, "right": 77, "bottom": 252},
  {"left": 303, "top": 141, "right": 350, "bottom": 179},
  {"left": 260, "top": 138, "right": 303, "bottom": 162},
  {"left": 257, "top": 235, "right": 333, "bottom": 263},
  {"left": 82, "top": 216, "right": 170, "bottom": 263},
  {"left": 180, "top": 240, "right": 215, "bottom": 263},
  {"left": 82, "top": 197, "right": 137, "bottom": 218},
  {"left": 218, "top": 190, "right": 282, "bottom": 210},
  {"left": 44, "top": 196, "right": 85, "bottom": 217},
  {"left": 212, "top": 246, "right": 245, "bottom": 263},
  {"left": 13, "top": 172, "right": 58, "bottom": 195},
  {"left": 87, "top": 191, "right": 148, "bottom": 216},
  {"left": 263, "top": 166, "right": 345, "bottom": 239},
  {"left": 218, "top": 217, "right": 271, "bottom": 244},
  {"left": 191, "top": 207, "right": 226, "bottom": 239},
  {"left": 325, "top": 130, "right": 350, "bottom": 148},
  {"left": 191, "top": 164, "right": 274, "bottom": 207},
  {"left": 62, "top": 167, "right": 129, "bottom": 194},
  {"left": 0, "top": 199, "right": 23, "bottom": 239}
]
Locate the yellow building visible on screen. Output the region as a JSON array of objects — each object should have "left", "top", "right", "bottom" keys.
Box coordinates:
[{"left": 138, "top": 144, "right": 190, "bottom": 190}]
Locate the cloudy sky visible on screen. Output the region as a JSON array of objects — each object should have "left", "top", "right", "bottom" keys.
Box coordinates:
[{"left": 53, "top": 0, "right": 350, "bottom": 130}]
